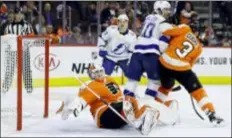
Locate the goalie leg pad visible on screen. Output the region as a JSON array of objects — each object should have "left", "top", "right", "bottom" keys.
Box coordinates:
[
  {"left": 133, "top": 106, "right": 160, "bottom": 135},
  {"left": 122, "top": 97, "right": 139, "bottom": 122}
]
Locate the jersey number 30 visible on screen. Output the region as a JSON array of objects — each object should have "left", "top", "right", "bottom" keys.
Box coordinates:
[{"left": 176, "top": 41, "right": 194, "bottom": 58}]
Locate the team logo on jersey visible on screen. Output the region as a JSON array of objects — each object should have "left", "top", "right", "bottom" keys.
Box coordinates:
[
  {"left": 105, "top": 82, "right": 119, "bottom": 94},
  {"left": 112, "top": 43, "right": 127, "bottom": 55}
]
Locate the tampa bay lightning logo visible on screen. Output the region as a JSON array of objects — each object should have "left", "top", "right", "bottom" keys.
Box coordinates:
[{"left": 112, "top": 43, "right": 127, "bottom": 55}]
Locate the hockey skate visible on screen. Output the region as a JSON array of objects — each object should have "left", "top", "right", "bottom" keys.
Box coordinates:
[{"left": 205, "top": 110, "right": 226, "bottom": 127}]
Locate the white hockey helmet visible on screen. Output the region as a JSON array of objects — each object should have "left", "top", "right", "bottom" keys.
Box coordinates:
[
  {"left": 153, "top": 1, "right": 172, "bottom": 18},
  {"left": 88, "top": 64, "right": 105, "bottom": 80},
  {"left": 117, "top": 14, "right": 129, "bottom": 21}
]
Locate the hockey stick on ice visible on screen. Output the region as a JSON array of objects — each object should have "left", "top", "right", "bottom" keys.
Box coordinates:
[
  {"left": 190, "top": 95, "right": 205, "bottom": 120},
  {"left": 72, "top": 72, "right": 145, "bottom": 135}
]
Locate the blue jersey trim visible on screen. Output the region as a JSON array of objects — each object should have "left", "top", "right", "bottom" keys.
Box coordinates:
[
  {"left": 135, "top": 44, "right": 160, "bottom": 51},
  {"left": 159, "top": 35, "right": 169, "bottom": 43}
]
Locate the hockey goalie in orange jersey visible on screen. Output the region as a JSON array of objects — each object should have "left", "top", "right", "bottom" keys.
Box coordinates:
[
  {"left": 156, "top": 22, "right": 225, "bottom": 126},
  {"left": 56, "top": 64, "right": 160, "bottom": 135}
]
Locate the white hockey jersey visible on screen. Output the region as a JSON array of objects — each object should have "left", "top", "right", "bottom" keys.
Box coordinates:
[
  {"left": 134, "top": 14, "right": 173, "bottom": 55},
  {"left": 97, "top": 25, "right": 137, "bottom": 62}
]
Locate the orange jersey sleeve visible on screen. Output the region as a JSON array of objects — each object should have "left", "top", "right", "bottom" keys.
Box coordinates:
[{"left": 160, "top": 24, "right": 203, "bottom": 71}]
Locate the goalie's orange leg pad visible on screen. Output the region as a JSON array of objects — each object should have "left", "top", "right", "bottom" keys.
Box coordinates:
[
  {"left": 191, "top": 88, "right": 215, "bottom": 112},
  {"left": 124, "top": 96, "right": 139, "bottom": 112},
  {"left": 124, "top": 96, "right": 154, "bottom": 119}
]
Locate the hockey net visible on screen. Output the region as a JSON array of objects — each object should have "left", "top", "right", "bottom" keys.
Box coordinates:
[{"left": 1, "top": 35, "right": 49, "bottom": 135}]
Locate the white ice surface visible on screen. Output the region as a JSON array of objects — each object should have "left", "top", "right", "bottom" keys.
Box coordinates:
[{"left": 1, "top": 85, "right": 231, "bottom": 137}]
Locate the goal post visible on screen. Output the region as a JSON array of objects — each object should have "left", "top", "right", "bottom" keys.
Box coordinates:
[
  {"left": 17, "top": 36, "right": 50, "bottom": 130},
  {"left": 1, "top": 35, "right": 50, "bottom": 132}
]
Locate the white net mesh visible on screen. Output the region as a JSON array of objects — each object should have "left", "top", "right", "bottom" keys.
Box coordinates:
[{"left": 1, "top": 35, "right": 49, "bottom": 136}]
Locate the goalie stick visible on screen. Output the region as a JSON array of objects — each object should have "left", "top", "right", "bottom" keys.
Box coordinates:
[{"left": 72, "top": 72, "right": 148, "bottom": 135}]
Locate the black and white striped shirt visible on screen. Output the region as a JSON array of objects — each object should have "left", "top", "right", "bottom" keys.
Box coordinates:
[{"left": 4, "top": 20, "right": 34, "bottom": 35}]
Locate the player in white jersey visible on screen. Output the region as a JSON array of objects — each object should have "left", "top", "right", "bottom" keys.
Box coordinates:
[
  {"left": 124, "top": 1, "right": 173, "bottom": 98},
  {"left": 97, "top": 14, "right": 137, "bottom": 76}
]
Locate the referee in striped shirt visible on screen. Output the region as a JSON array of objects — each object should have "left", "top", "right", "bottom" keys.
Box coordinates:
[
  {"left": 2, "top": 8, "right": 34, "bottom": 93},
  {"left": 4, "top": 8, "right": 34, "bottom": 35}
]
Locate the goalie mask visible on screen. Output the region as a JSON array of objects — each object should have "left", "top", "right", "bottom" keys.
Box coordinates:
[{"left": 88, "top": 64, "right": 105, "bottom": 81}]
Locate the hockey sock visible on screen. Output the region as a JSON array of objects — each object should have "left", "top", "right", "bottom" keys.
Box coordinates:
[
  {"left": 124, "top": 79, "right": 138, "bottom": 97},
  {"left": 191, "top": 88, "right": 215, "bottom": 113}
]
